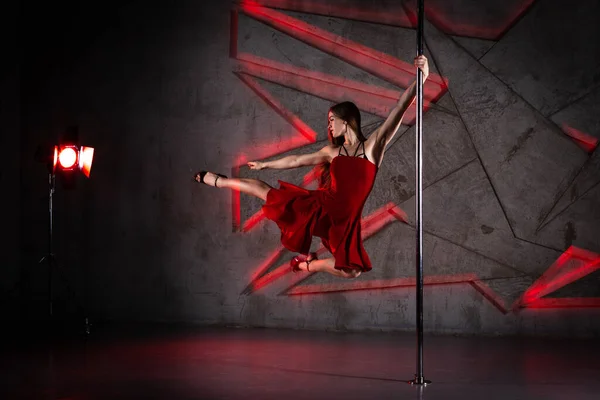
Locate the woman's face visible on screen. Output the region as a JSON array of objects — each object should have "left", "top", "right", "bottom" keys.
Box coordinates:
[{"left": 328, "top": 112, "right": 346, "bottom": 139}]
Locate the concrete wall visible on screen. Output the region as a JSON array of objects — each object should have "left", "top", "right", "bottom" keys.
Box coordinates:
[{"left": 16, "top": 0, "right": 600, "bottom": 336}]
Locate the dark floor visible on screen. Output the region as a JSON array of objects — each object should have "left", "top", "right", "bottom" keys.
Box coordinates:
[{"left": 2, "top": 324, "right": 599, "bottom": 400}]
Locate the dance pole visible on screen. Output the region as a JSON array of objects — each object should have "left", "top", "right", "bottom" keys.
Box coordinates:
[{"left": 410, "top": 0, "right": 430, "bottom": 386}]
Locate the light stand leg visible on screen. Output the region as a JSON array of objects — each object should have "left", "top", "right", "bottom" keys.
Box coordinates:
[
  {"left": 41, "top": 172, "right": 90, "bottom": 335},
  {"left": 48, "top": 173, "right": 54, "bottom": 318}
]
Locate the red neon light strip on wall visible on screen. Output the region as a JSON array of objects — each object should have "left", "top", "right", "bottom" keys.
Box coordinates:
[
  {"left": 241, "top": 210, "right": 266, "bottom": 233},
  {"left": 245, "top": 245, "right": 330, "bottom": 294},
  {"left": 241, "top": 167, "right": 321, "bottom": 233},
  {"left": 561, "top": 124, "right": 599, "bottom": 153},
  {"left": 236, "top": 54, "right": 438, "bottom": 125},
  {"left": 302, "top": 166, "right": 320, "bottom": 187},
  {"left": 242, "top": 246, "right": 286, "bottom": 294},
  {"left": 240, "top": 4, "right": 447, "bottom": 90},
  {"left": 245, "top": 203, "right": 409, "bottom": 294},
  {"left": 248, "top": 0, "right": 413, "bottom": 28},
  {"left": 287, "top": 273, "right": 477, "bottom": 295},
  {"left": 232, "top": 73, "right": 317, "bottom": 231},
  {"left": 523, "top": 297, "right": 600, "bottom": 309},
  {"left": 362, "top": 203, "right": 409, "bottom": 233},
  {"left": 231, "top": 163, "right": 242, "bottom": 231},
  {"left": 516, "top": 246, "right": 600, "bottom": 308},
  {"left": 237, "top": 53, "right": 442, "bottom": 102},
  {"left": 235, "top": 73, "right": 317, "bottom": 143},
  {"left": 517, "top": 250, "right": 573, "bottom": 305},
  {"left": 285, "top": 274, "right": 508, "bottom": 314}
]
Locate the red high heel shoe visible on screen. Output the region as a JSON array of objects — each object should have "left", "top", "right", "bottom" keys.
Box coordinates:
[{"left": 290, "top": 252, "right": 318, "bottom": 273}]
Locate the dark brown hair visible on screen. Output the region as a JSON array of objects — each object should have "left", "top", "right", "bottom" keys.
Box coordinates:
[{"left": 319, "top": 102, "right": 366, "bottom": 189}]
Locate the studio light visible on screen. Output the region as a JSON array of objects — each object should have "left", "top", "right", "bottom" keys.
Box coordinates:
[
  {"left": 53, "top": 144, "right": 95, "bottom": 177},
  {"left": 29, "top": 126, "right": 94, "bottom": 334}
]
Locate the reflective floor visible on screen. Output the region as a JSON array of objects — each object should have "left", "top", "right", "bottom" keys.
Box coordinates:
[{"left": 2, "top": 324, "right": 599, "bottom": 399}]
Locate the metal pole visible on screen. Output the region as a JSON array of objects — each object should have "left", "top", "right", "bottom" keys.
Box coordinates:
[{"left": 410, "top": 0, "right": 430, "bottom": 386}]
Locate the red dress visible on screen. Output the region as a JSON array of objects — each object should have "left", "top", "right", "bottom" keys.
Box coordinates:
[{"left": 262, "top": 151, "right": 377, "bottom": 272}]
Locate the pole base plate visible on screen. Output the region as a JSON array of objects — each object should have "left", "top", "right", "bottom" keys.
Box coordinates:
[{"left": 409, "top": 376, "right": 431, "bottom": 386}]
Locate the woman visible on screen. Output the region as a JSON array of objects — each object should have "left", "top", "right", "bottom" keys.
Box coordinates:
[{"left": 196, "top": 55, "right": 429, "bottom": 279}]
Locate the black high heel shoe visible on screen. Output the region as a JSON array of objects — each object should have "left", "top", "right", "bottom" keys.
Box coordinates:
[
  {"left": 194, "top": 171, "right": 228, "bottom": 187},
  {"left": 290, "top": 252, "right": 318, "bottom": 273}
]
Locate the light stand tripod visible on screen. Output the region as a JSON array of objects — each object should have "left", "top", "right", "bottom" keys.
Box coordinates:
[{"left": 39, "top": 172, "right": 90, "bottom": 335}]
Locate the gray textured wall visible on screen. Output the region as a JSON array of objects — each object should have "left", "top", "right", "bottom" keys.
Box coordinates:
[{"left": 16, "top": 0, "right": 600, "bottom": 336}]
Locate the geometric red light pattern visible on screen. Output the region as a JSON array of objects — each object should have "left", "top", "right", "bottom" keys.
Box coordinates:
[
  {"left": 242, "top": 201, "right": 509, "bottom": 315},
  {"left": 231, "top": 4, "right": 600, "bottom": 314},
  {"left": 239, "top": 3, "right": 448, "bottom": 94},
  {"left": 513, "top": 246, "right": 600, "bottom": 310},
  {"left": 230, "top": 72, "right": 319, "bottom": 231},
  {"left": 242, "top": 202, "right": 410, "bottom": 295},
  {"left": 250, "top": 242, "right": 600, "bottom": 315},
  {"left": 248, "top": 0, "right": 537, "bottom": 41},
  {"left": 230, "top": 4, "right": 449, "bottom": 231}
]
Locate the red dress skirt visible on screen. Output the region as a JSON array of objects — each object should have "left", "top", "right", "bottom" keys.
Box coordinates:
[{"left": 262, "top": 156, "right": 377, "bottom": 272}]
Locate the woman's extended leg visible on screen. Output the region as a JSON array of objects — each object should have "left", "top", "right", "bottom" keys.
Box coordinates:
[
  {"left": 296, "top": 257, "right": 361, "bottom": 279},
  {"left": 195, "top": 171, "right": 272, "bottom": 201}
]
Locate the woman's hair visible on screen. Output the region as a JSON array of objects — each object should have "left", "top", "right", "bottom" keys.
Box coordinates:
[
  {"left": 319, "top": 101, "right": 365, "bottom": 189},
  {"left": 328, "top": 101, "right": 366, "bottom": 145}
]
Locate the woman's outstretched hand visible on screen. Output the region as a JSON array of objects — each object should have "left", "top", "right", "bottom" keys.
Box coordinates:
[
  {"left": 415, "top": 55, "right": 429, "bottom": 80},
  {"left": 247, "top": 161, "right": 265, "bottom": 170}
]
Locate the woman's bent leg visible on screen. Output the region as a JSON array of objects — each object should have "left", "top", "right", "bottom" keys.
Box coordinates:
[
  {"left": 220, "top": 177, "right": 273, "bottom": 201},
  {"left": 197, "top": 171, "right": 272, "bottom": 201}
]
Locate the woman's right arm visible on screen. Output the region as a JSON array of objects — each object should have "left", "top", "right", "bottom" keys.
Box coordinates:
[{"left": 248, "top": 146, "right": 331, "bottom": 170}]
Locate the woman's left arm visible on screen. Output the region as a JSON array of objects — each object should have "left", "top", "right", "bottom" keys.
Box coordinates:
[{"left": 370, "top": 55, "right": 429, "bottom": 151}]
